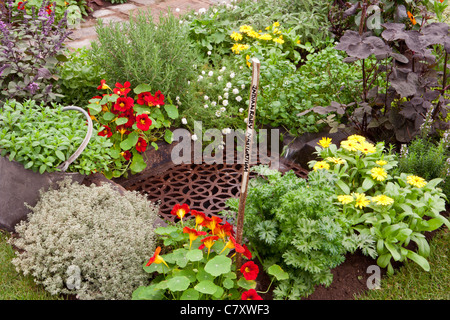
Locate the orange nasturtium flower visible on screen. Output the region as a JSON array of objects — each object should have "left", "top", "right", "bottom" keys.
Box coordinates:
[
  {"left": 183, "top": 227, "right": 207, "bottom": 249},
  {"left": 202, "top": 215, "right": 222, "bottom": 233},
  {"left": 171, "top": 203, "right": 190, "bottom": 223},
  {"left": 220, "top": 235, "right": 245, "bottom": 255},
  {"left": 146, "top": 246, "right": 168, "bottom": 268},
  {"left": 97, "top": 79, "right": 111, "bottom": 90},
  {"left": 199, "top": 235, "right": 219, "bottom": 257},
  {"left": 190, "top": 210, "right": 206, "bottom": 228},
  {"left": 407, "top": 11, "right": 417, "bottom": 25}
]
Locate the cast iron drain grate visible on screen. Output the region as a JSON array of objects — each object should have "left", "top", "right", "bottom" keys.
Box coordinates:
[{"left": 125, "top": 159, "right": 309, "bottom": 222}]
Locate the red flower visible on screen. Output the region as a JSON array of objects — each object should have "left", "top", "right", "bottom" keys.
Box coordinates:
[
  {"left": 202, "top": 215, "right": 222, "bottom": 233},
  {"left": 117, "top": 110, "right": 135, "bottom": 128},
  {"left": 146, "top": 246, "right": 168, "bottom": 267},
  {"left": 121, "top": 150, "right": 132, "bottom": 161},
  {"left": 45, "top": 4, "right": 52, "bottom": 15},
  {"left": 17, "top": 2, "right": 25, "bottom": 10},
  {"left": 242, "top": 244, "right": 252, "bottom": 260},
  {"left": 171, "top": 203, "right": 190, "bottom": 221},
  {"left": 135, "top": 137, "right": 147, "bottom": 153},
  {"left": 240, "top": 261, "right": 259, "bottom": 281},
  {"left": 199, "top": 235, "right": 219, "bottom": 256},
  {"left": 191, "top": 210, "right": 206, "bottom": 228},
  {"left": 113, "top": 81, "right": 131, "bottom": 96},
  {"left": 97, "top": 79, "right": 111, "bottom": 90},
  {"left": 114, "top": 96, "right": 134, "bottom": 112},
  {"left": 142, "top": 90, "right": 165, "bottom": 107},
  {"left": 241, "top": 289, "right": 263, "bottom": 300},
  {"left": 220, "top": 235, "right": 245, "bottom": 254},
  {"left": 116, "top": 125, "right": 131, "bottom": 136},
  {"left": 136, "top": 113, "right": 152, "bottom": 131},
  {"left": 136, "top": 92, "right": 152, "bottom": 105},
  {"left": 98, "top": 125, "right": 112, "bottom": 138}
]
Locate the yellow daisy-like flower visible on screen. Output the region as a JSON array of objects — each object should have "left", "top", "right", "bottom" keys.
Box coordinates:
[
  {"left": 230, "top": 31, "right": 243, "bottom": 41},
  {"left": 273, "top": 21, "right": 280, "bottom": 27},
  {"left": 246, "top": 30, "right": 260, "bottom": 38},
  {"left": 357, "top": 141, "right": 377, "bottom": 155},
  {"left": 337, "top": 195, "right": 353, "bottom": 204},
  {"left": 273, "top": 37, "right": 284, "bottom": 44},
  {"left": 353, "top": 193, "right": 370, "bottom": 209},
  {"left": 340, "top": 139, "right": 359, "bottom": 152},
  {"left": 318, "top": 137, "right": 332, "bottom": 148},
  {"left": 371, "top": 195, "right": 394, "bottom": 206},
  {"left": 313, "top": 161, "right": 330, "bottom": 171},
  {"left": 371, "top": 167, "right": 388, "bottom": 181},
  {"left": 239, "top": 25, "right": 253, "bottom": 33},
  {"left": 326, "top": 157, "right": 346, "bottom": 165},
  {"left": 376, "top": 160, "right": 387, "bottom": 166},
  {"left": 258, "top": 33, "right": 272, "bottom": 41},
  {"left": 347, "top": 134, "right": 366, "bottom": 143},
  {"left": 406, "top": 175, "right": 427, "bottom": 188},
  {"left": 231, "top": 43, "right": 250, "bottom": 54},
  {"left": 246, "top": 55, "right": 251, "bottom": 68}
]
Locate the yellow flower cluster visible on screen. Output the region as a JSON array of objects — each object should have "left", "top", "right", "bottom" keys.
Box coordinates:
[
  {"left": 340, "top": 135, "right": 377, "bottom": 154},
  {"left": 229, "top": 21, "right": 287, "bottom": 56},
  {"left": 337, "top": 193, "right": 394, "bottom": 208},
  {"left": 406, "top": 175, "right": 427, "bottom": 188}
]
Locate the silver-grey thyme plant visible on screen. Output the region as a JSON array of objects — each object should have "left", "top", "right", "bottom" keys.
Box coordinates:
[{"left": 10, "top": 179, "right": 160, "bottom": 300}]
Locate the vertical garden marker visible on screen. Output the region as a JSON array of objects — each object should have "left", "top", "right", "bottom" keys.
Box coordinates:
[{"left": 236, "top": 58, "right": 260, "bottom": 270}]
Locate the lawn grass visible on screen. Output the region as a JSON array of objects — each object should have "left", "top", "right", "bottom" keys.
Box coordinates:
[
  {"left": 356, "top": 228, "right": 450, "bottom": 300},
  {"left": 0, "top": 230, "right": 63, "bottom": 300}
]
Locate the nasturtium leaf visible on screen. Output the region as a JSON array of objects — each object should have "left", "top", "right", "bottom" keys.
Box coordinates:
[
  {"left": 223, "top": 278, "right": 235, "bottom": 289},
  {"left": 204, "top": 255, "right": 231, "bottom": 277},
  {"left": 180, "top": 288, "right": 199, "bottom": 300},
  {"left": 237, "top": 277, "right": 256, "bottom": 290},
  {"left": 155, "top": 226, "right": 178, "bottom": 235},
  {"left": 119, "top": 131, "right": 139, "bottom": 150},
  {"left": 134, "top": 83, "right": 152, "bottom": 94},
  {"left": 196, "top": 267, "right": 215, "bottom": 282},
  {"left": 186, "top": 249, "right": 203, "bottom": 262},
  {"left": 164, "top": 129, "right": 173, "bottom": 144},
  {"left": 194, "top": 280, "right": 219, "bottom": 295},
  {"left": 173, "top": 269, "right": 197, "bottom": 283},
  {"left": 267, "top": 264, "right": 289, "bottom": 281},
  {"left": 167, "top": 276, "right": 190, "bottom": 292},
  {"left": 213, "top": 286, "right": 224, "bottom": 299},
  {"left": 130, "top": 152, "right": 146, "bottom": 173},
  {"left": 164, "top": 104, "right": 179, "bottom": 119},
  {"left": 132, "top": 285, "right": 164, "bottom": 300},
  {"left": 116, "top": 117, "right": 128, "bottom": 126},
  {"left": 102, "top": 112, "right": 115, "bottom": 121}
]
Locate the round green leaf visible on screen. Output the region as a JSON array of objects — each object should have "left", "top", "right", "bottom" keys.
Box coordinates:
[
  {"left": 167, "top": 276, "right": 190, "bottom": 292},
  {"left": 186, "top": 249, "right": 203, "bottom": 262},
  {"left": 237, "top": 277, "right": 256, "bottom": 290},
  {"left": 267, "top": 264, "right": 289, "bottom": 281},
  {"left": 204, "top": 255, "right": 231, "bottom": 277},
  {"left": 180, "top": 288, "right": 199, "bottom": 300},
  {"left": 194, "top": 280, "right": 219, "bottom": 295}
]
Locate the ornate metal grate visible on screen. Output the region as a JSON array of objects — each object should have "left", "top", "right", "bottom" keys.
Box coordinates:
[{"left": 124, "top": 159, "right": 309, "bottom": 222}]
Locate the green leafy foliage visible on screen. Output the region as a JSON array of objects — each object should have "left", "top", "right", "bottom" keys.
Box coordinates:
[
  {"left": 311, "top": 134, "right": 450, "bottom": 275},
  {"left": 0, "top": 100, "right": 112, "bottom": 175},
  {"left": 227, "top": 166, "right": 355, "bottom": 299}
]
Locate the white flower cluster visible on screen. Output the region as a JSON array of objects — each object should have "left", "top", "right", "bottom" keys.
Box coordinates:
[{"left": 10, "top": 179, "right": 160, "bottom": 300}]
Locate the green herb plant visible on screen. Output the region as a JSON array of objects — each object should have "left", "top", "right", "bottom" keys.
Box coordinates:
[
  {"left": 226, "top": 166, "right": 368, "bottom": 300},
  {"left": 0, "top": 100, "right": 112, "bottom": 175}
]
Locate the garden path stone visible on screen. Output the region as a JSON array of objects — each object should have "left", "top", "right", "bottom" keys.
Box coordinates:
[{"left": 65, "top": 0, "right": 231, "bottom": 49}]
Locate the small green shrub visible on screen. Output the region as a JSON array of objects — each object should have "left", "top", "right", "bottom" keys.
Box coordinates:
[
  {"left": 90, "top": 9, "right": 199, "bottom": 107},
  {"left": 10, "top": 179, "right": 160, "bottom": 300}
]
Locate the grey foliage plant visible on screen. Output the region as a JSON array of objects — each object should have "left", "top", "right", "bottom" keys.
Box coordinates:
[{"left": 10, "top": 179, "right": 160, "bottom": 300}]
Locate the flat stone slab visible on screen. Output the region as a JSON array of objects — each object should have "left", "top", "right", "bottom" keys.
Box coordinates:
[{"left": 92, "top": 8, "right": 116, "bottom": 18}]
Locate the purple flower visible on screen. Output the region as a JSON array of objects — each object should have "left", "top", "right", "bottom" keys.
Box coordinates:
[{"left": 27, "top": 82, "right": 39, "bottom": 94}]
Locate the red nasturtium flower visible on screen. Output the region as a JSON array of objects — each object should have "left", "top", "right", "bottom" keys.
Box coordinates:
[
  {"left": 242, "top": 244, "right": 252, "bottom": 260},
  {"left": 146, "top": 246, "right": 169, "bottom": 267},
  {"left": 113, "top": 81, "right": 131, "bottom": 96},
  {"left": 135, "top": 137, "right": 147, "bottom": 153},
  {"left": 183, "top": 226, "right": 207, "bottom": 249},
  {"left": 190, "top": 210, "right": 206, "bottom": 228},
  {"left": 220, "top": 235, "right": 245, "bottom": 254},
  {"left": 171, "top": 203, "right": 190, "bottom": 221},
  {"left": 116, "top": 125, "right": 130, "bottom": 137},
  {"left": 136, "top": 113, "right": 152, "bottom": 131},
  {"left": 45, "top": 3, "right": 52, "bottom": 15},
  {"left": 203, "top": 215, "right": 222, "bottom": 233},
  {"left": 241, "top": 289, "right": 263, "bottom": 300},
  {"left": 142, "top": 90, "right": 165, "bottom": 107},
  {"left": 114, "top": 96, "right": 134, "bottom": 112},
  {"left": 240, "top": 261, "right": 259, "bottom": 281},
  {"left": 136, "top": 92, "right": 152, "bottom": 105},
  {"left": 120, "top": 150, "right": 132, "bottom": 161},
  {"left": 97, "top": 79, "right": 111, "bottom": 90},
  {"left": 98, "top": 125, "right": 112, "bottom": 138},
  {"left": 17, "top": 2, "right": 25, "bottom": 10}
]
